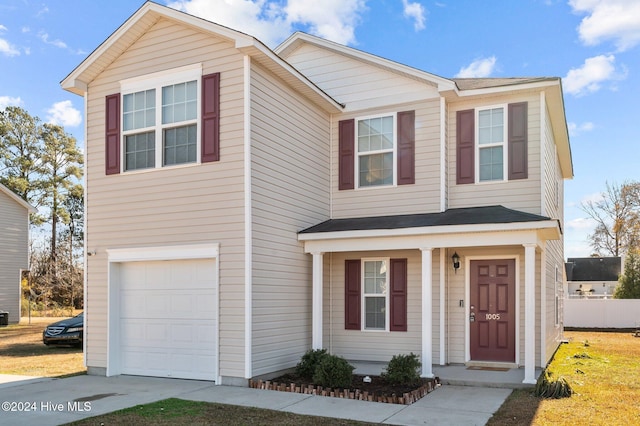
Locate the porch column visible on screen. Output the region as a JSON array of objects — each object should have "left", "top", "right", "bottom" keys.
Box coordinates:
[
  {"left": 523, "top": 244, "right": 536, "bottom": 384},
  {"left": 311, "top": 252, "right": 324, "bottom": 350},
  {"left": 421, "top": 247, "right": 434, "bottom": 378}
]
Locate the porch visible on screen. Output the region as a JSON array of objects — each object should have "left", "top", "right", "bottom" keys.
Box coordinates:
[{"left": 353, "top": 361, "right": 541, "bottom": 389}]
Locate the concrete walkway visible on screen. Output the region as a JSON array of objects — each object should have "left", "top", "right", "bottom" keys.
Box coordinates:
[{"left": 0, "top": 374, "right": 511, "bottom": 426}]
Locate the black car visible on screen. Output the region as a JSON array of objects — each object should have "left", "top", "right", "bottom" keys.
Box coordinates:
[{"left": 43, "top": 312, "right": 83, "bottom": 347}]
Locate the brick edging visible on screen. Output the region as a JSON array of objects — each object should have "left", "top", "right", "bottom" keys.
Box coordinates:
[{"left": 249, "top": 377, "right": 441, "bottom": 405}]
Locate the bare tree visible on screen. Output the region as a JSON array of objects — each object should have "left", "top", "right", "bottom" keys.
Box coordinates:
[{"left": 581, "top": 181, "right": 640, "bottom": 257}]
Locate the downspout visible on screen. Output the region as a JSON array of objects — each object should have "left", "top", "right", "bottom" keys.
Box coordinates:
[{"left": 82, "top": 91, "right": 88, "bottom": 367}]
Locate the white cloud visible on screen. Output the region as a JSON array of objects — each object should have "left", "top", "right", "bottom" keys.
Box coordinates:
[
  {"left": 0, "top": 37, "right": 20, "bottom": 56},
  {"left": 0, "top": 24, "right": 7, "bottom": 32},
  {"left": 46, "top": 101, "right": 82, "bottom": 127},
  {"left": 166, "top": 0, "right": 367, "bottom": 47},
  {"left": 0, "top": 96, "right": 23, "bottom": 110},
  {"left": 570, "top": 0, "right": 640, "bottom": 51},
  {"left": 563, "top": 54, "right": 621, "bottom": 96},
  {"left": 454, "top": 56, "right": 497, "bottom": 78},
  {"left": 39, "top": 31, "right": 68, "bottom": 49},
  {"left": 402, "top": 0, "right": 426, "bottom": 31},
  {"left": 567, "top": 121, "right": 594, "bottom": 136},
  {"left": 566, "top": 217, "right": 597, "bottom": 230}
]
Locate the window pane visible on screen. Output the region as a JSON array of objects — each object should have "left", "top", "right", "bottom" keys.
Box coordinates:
[
  {"left": 479, "top": 146, "right": 503, "bottom": 181},
  {"left": 359, "top": 153, "right": 393, "bottom": 187},
  {"left": 125, "top": 131, "right": 155, "bottom": 171},
  {"left": 478, "top": 107, "right": 503, "bottom": 145},
  {"left": 357, "top": 116, "right": 394, "bottom": 153},
  {"left": 162, "top": 80, "right": 197, "bottom": 124},
  {"left": 363, "top": 261, "right": 386, "bottom": 294},
  {"left": 123, "top": 89, "right": 155, "bottom": 131},
  {"left": 164, "top": 124, "right": 197, "bottom": 166},
  {"left": 365, "top": 297, "right": 386, "bottom": 329}
]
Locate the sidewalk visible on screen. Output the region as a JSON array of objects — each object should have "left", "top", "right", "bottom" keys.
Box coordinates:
[{"left": 0, "top": 374, "right": 510, "bottom": 426}]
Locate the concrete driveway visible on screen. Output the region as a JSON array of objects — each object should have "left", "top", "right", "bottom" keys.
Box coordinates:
[{"left": 0, "top": 374, "right": 510, "bottom": 426}]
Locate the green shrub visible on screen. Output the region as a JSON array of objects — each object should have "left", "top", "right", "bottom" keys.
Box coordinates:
[
  {"left": 382, "top": 352, "right": 422, "bottom": 385},
  {"left": 312, "top": 354, "right": 354, "bottom": 388},
  {"left": 534, "top": 370, "right": 573, "bottom": 399},
  {"left": 295, "top": 349, "right": 328, "bottom": 379}
]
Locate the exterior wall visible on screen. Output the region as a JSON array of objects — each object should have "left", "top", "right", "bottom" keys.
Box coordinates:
[
  {"left": 567, "top": 280, "right": 619, "bottom": 297},
  {"left": 325, "top": 250, "right": 442, "bottom": 364},
  {"left": 447, "top": 92, "right": 542, "bottom": 215},
  {"left": 249, "top": 61, "right": 331, "bottom": 376},
  {"left": 541, "top": 100, "right": 565, "bottom": 365},
  {"left": 84, "top": 18, "right": 247, "bottom": 378},
  {"left": 331, "top": 99, "right": 442, "bottom": 218},
  {"left": 0, "top": 191, "right": 29, "bottom": 324}
]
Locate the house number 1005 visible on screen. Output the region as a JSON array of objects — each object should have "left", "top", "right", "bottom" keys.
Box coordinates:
[{"left": 485, "top": 313, "right": 501, "bottom": 320}]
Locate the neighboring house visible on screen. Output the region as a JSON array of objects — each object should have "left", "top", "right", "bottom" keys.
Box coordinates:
[
  {"left": 62, "top": 2, "right": 572, "bottom": 385},
  {"left": 0, "top": 183, "right": 36, "bottom": 324},
  {"left": 565, "top": 257, "right": 622, "bottom": 298}
]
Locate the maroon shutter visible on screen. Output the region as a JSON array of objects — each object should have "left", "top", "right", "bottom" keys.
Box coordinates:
[
  {"left": 338, "top": 119, "right": 355, "bottom": 190},
  {"left": 397, "top": 110, "right": 415, "bottom": 185},
  {"left": 456, "top": 109, "right": 475, "bottom": 184},
  {"left": 105, "top": 94, "right": 121, "bottom": 175},
  {"left": 390, "top": 258, "right": 408, "bottom": 332},
  {"left": 508, "top": 102, "right": 528, "bottom": 180},
  {"left": 345, "top": 259, "right": 361, "bottom": 330},
  {"left": 201, "top": 72, "right": 220, "bottom": 163}
]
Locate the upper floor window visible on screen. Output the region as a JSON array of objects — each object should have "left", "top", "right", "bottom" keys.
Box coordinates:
[
  {"left": 357, "top": 115, "right": 395, "bottom": 188},
  {"left": 456, "top": 102, "right": 528, "bottom": 185},
  {"left": 477, "top": 106, "right": 506, "bottom": 182},
  {"left": 122, "top": 68, "right": 200, "bottom": 172},
  {"left": 338, "top": 111, "right": 415, "bottom": 190}
]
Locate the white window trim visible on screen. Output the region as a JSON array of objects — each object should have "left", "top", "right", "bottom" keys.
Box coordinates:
[
  {"left": 475, "top": 104, "right": 508, "bottom": 183},
  {"left": 361, "top": 257, "right": 390, "bottom": 332},
  {"left": 120, "top": 64, "right": 203, "bottom": 173},
  {"left": 355, "top": 112, "right": 397, "bottom": 189}
]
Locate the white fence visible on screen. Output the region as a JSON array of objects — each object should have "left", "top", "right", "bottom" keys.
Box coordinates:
[{"left": 564, "top": 298, "right": 640, "bottom": 328}]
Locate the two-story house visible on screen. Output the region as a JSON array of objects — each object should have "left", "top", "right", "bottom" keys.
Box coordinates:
[{"left": 62, "top": 2, "right": 572, "bottom": 386}]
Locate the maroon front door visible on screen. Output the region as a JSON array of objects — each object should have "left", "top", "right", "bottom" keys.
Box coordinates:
[{"left": 470, "top": 259, "right": 516, "bottom": 362}]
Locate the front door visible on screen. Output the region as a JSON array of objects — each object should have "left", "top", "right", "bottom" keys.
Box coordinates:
[{"left": 470, "top": 259, "right": 516, "bottom": 362}]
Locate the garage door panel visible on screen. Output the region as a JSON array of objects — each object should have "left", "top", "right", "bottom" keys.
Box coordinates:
[{"left": 119, "top": 259, "right": 217, "bottom": 381}]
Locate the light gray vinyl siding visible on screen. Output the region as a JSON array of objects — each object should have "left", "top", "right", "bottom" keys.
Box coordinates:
[
  {"left": 84, "top": 18, "right": 246, "bottom": 377},
  {"left": 0, "top": 191, "right": 29, "bottom": 324},
  {"left": 332, "top": 99, "right": 442, "bottom": 219},
  {"left": 447, "top": 93, "right": 542, "bottom": 215},
  {"left": 281, "top": 43, "right": 439, "bottom": 111},
  {"left": 326, "top": 250, "right": 442, "bottom": 364},
  {"left": 249, "top": 61, "right": 331, "bottom": 376}
]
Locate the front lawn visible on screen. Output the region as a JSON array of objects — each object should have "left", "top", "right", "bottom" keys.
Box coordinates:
[
  {"left": 0, "top": 317, "right": 86, "bottom": 377},
  {"left": 488, "top": 330, "right": 640, "bottom": 425}
]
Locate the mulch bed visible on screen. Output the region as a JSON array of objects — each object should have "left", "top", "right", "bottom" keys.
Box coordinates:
[{"left": 249, "top": 374, "right": 440, "bottom": 405}]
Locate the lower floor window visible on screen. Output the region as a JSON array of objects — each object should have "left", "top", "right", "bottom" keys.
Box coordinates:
[{"left": 363, "top": 259, "right": 388, "bottom": 330}]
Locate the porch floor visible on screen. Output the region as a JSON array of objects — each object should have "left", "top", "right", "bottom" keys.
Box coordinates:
[{"left": 352, "top": 362, "right": 541, "bottom": 389}]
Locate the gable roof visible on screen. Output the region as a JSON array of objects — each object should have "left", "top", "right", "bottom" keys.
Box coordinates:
[
  {"left": 0, "top": 183, "right": 37, "bottom": 214},
  {"left": 300, "top": 205, "right": 555, "bottom": 234},
  {"left": 565, "top": 257, "right": 622, "bottom": 282},
  {"left": 61, "top": 1, "right": 343, "bottom": 113}
]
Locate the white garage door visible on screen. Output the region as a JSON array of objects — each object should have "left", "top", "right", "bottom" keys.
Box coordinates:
[{"left": 119, "top": 259, "right": 217, "bottom": 380}]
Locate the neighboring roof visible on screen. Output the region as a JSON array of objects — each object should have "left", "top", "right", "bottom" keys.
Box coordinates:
[
  {"left": 299, "top": 205, "right": 552, "bottom": 234},
  {"left": 61, "top": 1, "right": 343, "bottom": 113},
  {"left": 0, "top": 183, "right": 37, "bottom": 214},
  {"left": 565, "top": 257, "right": 622, "bottom": 282}
]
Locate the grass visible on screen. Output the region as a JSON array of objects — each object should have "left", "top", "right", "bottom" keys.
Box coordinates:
[
  {"left": 488, "top": 330, "right": 640, "bottom": 425},
  {"left": 67, "top": 398, "right": 376, "bottom": 425},
  {"left": 0, "top": 316, "right": 86, "bottom": 377}
]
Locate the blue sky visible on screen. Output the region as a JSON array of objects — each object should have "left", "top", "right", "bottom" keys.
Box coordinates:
[{"left": 1, "top": 0, "right": 639, "bottom": 258}]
